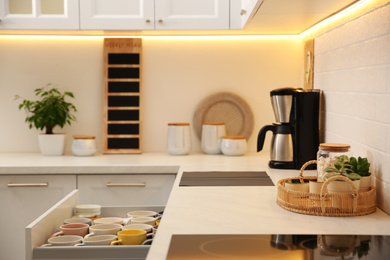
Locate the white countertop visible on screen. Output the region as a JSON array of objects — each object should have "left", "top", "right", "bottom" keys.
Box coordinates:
[{"left": 1, "top": 152, "right": 390, "bottom": 259}]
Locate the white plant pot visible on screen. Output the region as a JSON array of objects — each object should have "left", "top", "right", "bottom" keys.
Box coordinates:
[
  {"left": 38, "top": 134, "right": 66, "bottom": 156},
  {"left": 327, "top": 179, "right": 360, "bottom": 209},
  {"left": 359, "top": 176, "right": 371, "bottom": 192}
]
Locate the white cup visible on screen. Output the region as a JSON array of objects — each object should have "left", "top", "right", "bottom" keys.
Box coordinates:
[
  {"left": 201, "top": 122, "right": 226, "bottom": 154},
  {"left": 42, "top": 235, "right": 83, "bottom": 247},
  {"left": 64, "top": 217, "right": 92, "bottom": 225},
  {"left": 74, "top": 204, "right": 101, "bottom": 218},
  {"left": 220, "top": 136, "right": 247, "bottom": 156},
  {"left": 93, "top": 217, "right": 125, "bottom": 225},
  {"left": 284, "top": 179, "right": 310, "bottom": 192},
  {"left": 122, "top": 224, "right": 153, "bottom": 233},
  {"left": 75, "top": 234, "right": 117, "bottom": 246},
  {"left": 167, "top": 123, "right": 191, "bottom": 155},
  {"left": 85, "top": 223, "right": 122, "bottom": 238},
  {"left": 127, "top": 211, "right": 157, "bottom": 218},
  {"left": 130, "top": 217, "right": 156, "bottom": 226}
]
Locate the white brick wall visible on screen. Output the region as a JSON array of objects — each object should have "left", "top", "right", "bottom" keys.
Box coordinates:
[{"left": 314, "top": 2, "right": 390, "bottom": 214}]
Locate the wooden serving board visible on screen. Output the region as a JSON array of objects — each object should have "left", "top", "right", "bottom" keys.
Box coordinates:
[{"left": 103, "top": 38, "right": 142, "bottom": 154}]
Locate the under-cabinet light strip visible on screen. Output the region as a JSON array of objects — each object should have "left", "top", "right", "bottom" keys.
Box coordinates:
[{"left": 300, "top": 0, "right": 374, "bottom": 37}]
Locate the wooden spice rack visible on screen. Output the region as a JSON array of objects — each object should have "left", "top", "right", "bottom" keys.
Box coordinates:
[
  {"left": 277, "top": 161, "right": 376, "bottom": 217},
  {"left": 103, "top": 38, "right": 142, "bottom": 154}
]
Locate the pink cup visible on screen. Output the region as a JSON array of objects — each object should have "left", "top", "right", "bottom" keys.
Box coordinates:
[{"left": 51, "top": 223, "right": 89, "bottom": 238}]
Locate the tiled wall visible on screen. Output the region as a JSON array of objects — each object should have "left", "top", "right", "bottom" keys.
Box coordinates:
[{"left": 314, "top": 2, "right": 390, "bottom": 214}]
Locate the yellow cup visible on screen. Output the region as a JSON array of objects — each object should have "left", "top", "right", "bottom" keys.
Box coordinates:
[{"left": 110, "top": 230, "right": 147, "bottom": 245}]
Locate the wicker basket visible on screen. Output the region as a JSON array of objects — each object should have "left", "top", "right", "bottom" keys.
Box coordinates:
[{"left": 276, "top": 160, "right": 376, "bottom": 217}]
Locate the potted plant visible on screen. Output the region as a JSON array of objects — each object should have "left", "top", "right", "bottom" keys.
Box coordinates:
[
  {"left": 15, "top": 84, "right": 77, "bottom": 155},
  {"left": 349, "top": 156, "right": 371, "bottom": 192},
  {"left": 324, "top": 155, "right": 361, "bottom": 181},
  {"left": 323, "top": 155, "right": 361, "bottom": 208}
]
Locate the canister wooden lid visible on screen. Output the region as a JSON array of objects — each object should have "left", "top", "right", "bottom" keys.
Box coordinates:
[
  {"left": 319, "top": 143, "right": 350, "bottom": 152},
  {"left": 73, "top": 135, "right": 96, "bottom": 139},
  {"left": 223, "top": 135, "right": 246, "bottom": 140},
  {"left": 168, "top": 123, "right": 190, "bottom": 126},
  {"left": 203, "top": 122, "right": 225, "bottom": 125}
]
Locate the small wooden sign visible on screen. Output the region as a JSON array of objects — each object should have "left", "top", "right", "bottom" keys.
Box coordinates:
[{"left": 103, "top": 38, "right": 142, "bottom": 154}]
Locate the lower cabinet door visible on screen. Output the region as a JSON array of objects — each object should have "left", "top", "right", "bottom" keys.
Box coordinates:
[
  {"left": 77, "top": 174, "right": 176, "bottom": 206},
  {"left": 0, "top": 175, "right": 76, "bottom": 260}
]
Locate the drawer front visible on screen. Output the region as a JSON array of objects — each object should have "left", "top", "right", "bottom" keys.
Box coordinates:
[
  {"left": 0, "top": 175, "right": 76, "bottom": 260},
  {"left": 77, "top": 174, "right": 175, "bottom": 206}
]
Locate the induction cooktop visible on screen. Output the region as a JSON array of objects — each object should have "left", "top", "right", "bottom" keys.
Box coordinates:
[
  {"left": 179, "top": 171, "right": 274, "bottom": 187},
  {"left": 166, "top": 234, "right": 390, "bottom": 259}
]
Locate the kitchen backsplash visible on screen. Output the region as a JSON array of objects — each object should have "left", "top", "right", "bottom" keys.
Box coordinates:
[
  {"left": 0, "top": 35, "right": 304, "bottom": 154},
  {"left": 313, "top": 2, "right": 390, "bottom": 214}
]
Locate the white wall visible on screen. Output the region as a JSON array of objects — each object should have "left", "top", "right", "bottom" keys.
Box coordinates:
[
  {"left": 0, "top": 36, "right": 304, "bottom": 154},
  {"left": 314, "top": 2, "right": 390, "bottom": 214}
]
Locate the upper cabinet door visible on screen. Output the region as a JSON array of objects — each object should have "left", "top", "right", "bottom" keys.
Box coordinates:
[
  {"left": 80, "top": 0, "right": 154, "bottom": 30},
  {"left": 0, "top": 0, "right": 79, "bottom": 29},
  {"left": 155, "top": 0, "right": 230, "bottom": 30}
]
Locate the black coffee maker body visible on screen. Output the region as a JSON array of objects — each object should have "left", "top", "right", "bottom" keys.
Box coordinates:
[{"left": 257, "top": 87, "right": 320, "bottom": 169}]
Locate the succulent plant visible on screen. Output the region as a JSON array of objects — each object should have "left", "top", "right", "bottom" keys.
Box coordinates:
[
  {"left": 349, "top": 156, "right": 371, "bottom": 177},
  {"left": 324, "top": 155, "right": 361, "bottom": 180}
]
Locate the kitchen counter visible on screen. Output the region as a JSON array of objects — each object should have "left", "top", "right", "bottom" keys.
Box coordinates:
[{"left": 1, "top": 152, "right": 390, "bottom": 259}]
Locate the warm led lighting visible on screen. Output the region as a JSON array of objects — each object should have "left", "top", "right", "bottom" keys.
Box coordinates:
[
  {"left": 0, "top": 34, "right": 298, "bottom": 41},
  {"left": 300, "top": 0, "right": 375, "bottom": 38}
]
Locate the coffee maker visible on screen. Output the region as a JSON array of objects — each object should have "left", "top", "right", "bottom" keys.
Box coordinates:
[{"left": 257, "top": 87, "right": 320, "bottom": 169}]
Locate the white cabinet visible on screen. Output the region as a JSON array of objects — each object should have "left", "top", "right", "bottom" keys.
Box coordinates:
[
  {"left": 80, "top": 0, "right": 230, "bottom": 30},
  {"left": 0, "top": 175, "right": 76, "bottom": 260},
  {"left": 77, "top": 174, "right": 175, "bottom": 206},
  {"left": 80, "top": 0, "right": 154, "bottom": 30},
  {"left": 230, "top": 0, "right": 264, "bottom": 29},
  {"left": 155, "top": 0, "right": 229, "bottom": 30},
  {"left": 0, "top": 0, "right": 79, "bottom": 29}
]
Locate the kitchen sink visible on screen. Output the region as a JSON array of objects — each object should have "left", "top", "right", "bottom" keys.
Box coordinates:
[{"left": 179, "top": 171, "right": 274, "bottom": 187}]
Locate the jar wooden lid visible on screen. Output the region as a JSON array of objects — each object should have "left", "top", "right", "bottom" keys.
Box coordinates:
[
  {"left": 203, "top": 122, "right": 225, "bottom": 125},
  {"left": 223, "top": 135, "right": 246, "bottom": 140},
  {"left": 168, "top": 123, "right": 190, "bottom": 126},
  {"left": 73, "top": 135, "right": 96, "bottom": 139},
  {"left": 319, "top": 143, "right": 350, "bottom": 152}
]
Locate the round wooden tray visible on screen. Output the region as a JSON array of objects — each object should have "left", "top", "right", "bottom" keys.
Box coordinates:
[{"left": 193, "top": 92, "right": 254, "bottom": 140}]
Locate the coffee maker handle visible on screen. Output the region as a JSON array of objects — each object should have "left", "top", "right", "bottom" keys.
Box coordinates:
[{"left": 257, "top": 125, "right": 275, "bottom": 152}]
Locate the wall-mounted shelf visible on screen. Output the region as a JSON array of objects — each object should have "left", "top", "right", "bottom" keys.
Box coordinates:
[{"left": 103, "top": 38, "right": 142, "bottom": 154}]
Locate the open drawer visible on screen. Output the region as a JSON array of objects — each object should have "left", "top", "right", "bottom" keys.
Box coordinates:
[{"left": 25, "top": 190, "right": 164, "bottom": 260}]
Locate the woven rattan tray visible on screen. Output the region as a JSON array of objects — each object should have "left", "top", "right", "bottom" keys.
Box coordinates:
[{"left": 277, "top": 160, "right": 376, "bottom": 217}]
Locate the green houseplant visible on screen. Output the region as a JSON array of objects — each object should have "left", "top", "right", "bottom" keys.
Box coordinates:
[
  {"left": 324, "top": 155, "right": 372, "bottom": 192},
  {"left": 349, "top": 156, "right": 372, "bottom": 192},
  {"left": 348, "top": 156, "right": 371, "bottom": 177},
  {"left": 324, "top": 155, "right": 361, "bottom": 207},
  {"left": 324, "top": 155, "right": 361, "bottom": 181},
  {"left": 15, "top": 84, "right": 77, "bottom": 155}
]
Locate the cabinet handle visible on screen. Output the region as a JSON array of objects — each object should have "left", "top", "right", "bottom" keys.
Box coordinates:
[
  {"left": 146, "top": 19, "right": 151, "bottom": 23},
  {"left": 8, "top": 182, "right": 48, "bottom": 188},
  {"left": 240, "top": 9, "right": 247, "bottom": 15},
  {"left": 106, "top": 182, "right": 146, "bottom": 188},
  {"left": 158, "top": 19, "right": 163, "bottom": 23}
]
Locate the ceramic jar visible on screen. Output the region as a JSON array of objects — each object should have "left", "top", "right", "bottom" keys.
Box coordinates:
[
  {"left": 317, "top": 143, "right": 351, "bottom": 182},
  {"left": 167, "top": 123, "right": 191, "bottom": 155},
  {"left": 71, "top": 135, "right": 97, "bottom": 156},
  {"left": 220, "top": 136, "right": 247, "bottom": 156},
  {"left": 201, "top": 122, "right": 226, "bottom": 154}
]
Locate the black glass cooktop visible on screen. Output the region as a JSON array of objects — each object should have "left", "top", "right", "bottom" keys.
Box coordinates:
[
  {"left": 166, "top": 234, "right": 390, "bottom": 259},
  {"left": 179, "top": 171, "right": 274, "bottom": 187}
]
